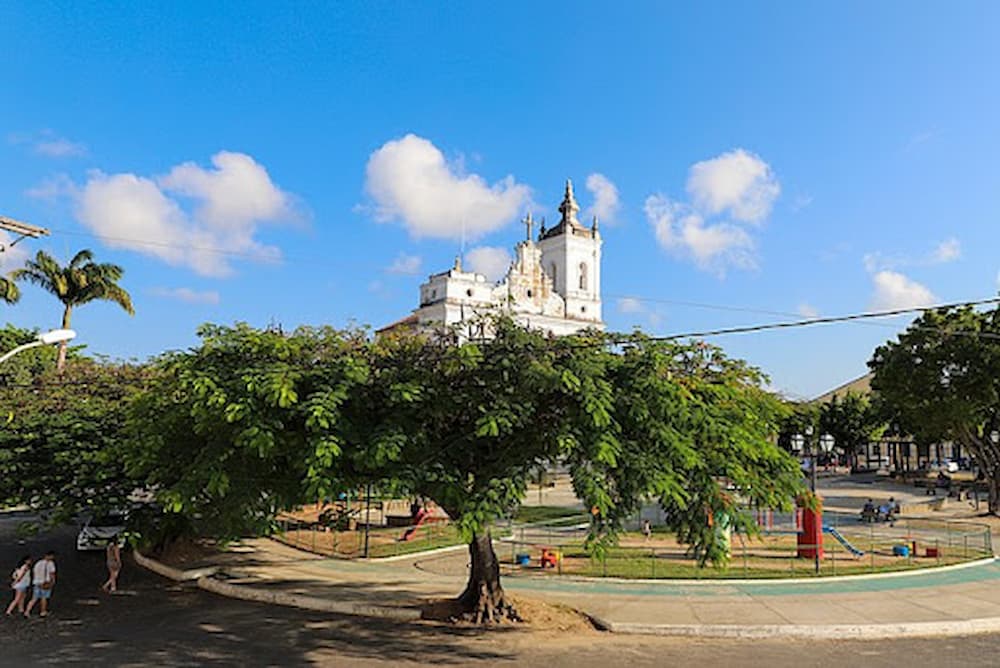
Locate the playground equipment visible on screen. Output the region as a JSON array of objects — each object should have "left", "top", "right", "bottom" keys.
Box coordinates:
[
  {"left": 540, "top": 547, "right": 560, "bottom": 568},
  {"left": 823, "top": 525, "right": 865, "bottom": 557},
  {"left": 400, "top": 508, "right": 429, "bottom": 541}
]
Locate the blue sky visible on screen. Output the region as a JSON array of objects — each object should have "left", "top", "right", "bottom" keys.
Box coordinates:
[{"left": 2, "top": 2, "right": 999, "bottom": 398}]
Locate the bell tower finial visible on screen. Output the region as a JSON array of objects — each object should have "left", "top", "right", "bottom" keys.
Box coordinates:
[{"left": 558, "top": 178, "right": 580, "bottom": 228}]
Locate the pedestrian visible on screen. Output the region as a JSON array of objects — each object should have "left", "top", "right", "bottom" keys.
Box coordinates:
[
  {"left": 641, "top": 518, "right": 652, "bottom": 541},
  {"left": 24, "top": 550, "right": 56, "bottom": 618},
  {"left": 102, "top": 537, "right": 122, "bottom": 593},
  {"left": 5, "top": 555, "right": 31, "bottom": 616}
]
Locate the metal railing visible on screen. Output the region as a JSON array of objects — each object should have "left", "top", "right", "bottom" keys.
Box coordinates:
[
  {"left": 498, "top": 516, "right": 992, "bottom": 579},
  {"left": 273, "top": 516, "right": 462, "bottom": 559}
]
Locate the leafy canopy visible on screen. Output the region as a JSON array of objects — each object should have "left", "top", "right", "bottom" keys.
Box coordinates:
[{"left": 126, "top": 319, "right": 803, "bottom": 563}]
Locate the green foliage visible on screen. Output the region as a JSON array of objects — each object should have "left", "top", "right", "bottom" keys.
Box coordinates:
[
  {"left": 125, "top": 318, "right": 803, "bottom": 565},
  {"left": 818, "top": 392, "right": 883, "bottom": 458},
  {"left": 126, "top": 323, "right": 370, "bottom": 541},
  {"left": 0, "top": 276, "right": 19, "bottom": 304},
  {"left": 0, "top": 323, "right": 60, "bottom": 387},
  {"left": 870, "top": 305, "right": 1000, "bottom": 510},
  {"left": 573, "top": 335, "right": 803, "bottom": 565},
  {"left": 0, "top": 358, "right": 148, "bottom": 525},
  {"left": 777, "top": 402, "right": 817, "bottom": 451}
]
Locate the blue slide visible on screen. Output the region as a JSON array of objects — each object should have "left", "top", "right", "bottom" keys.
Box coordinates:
[{"left": 823, "top": 526, "right": 865, "bottom": 557}]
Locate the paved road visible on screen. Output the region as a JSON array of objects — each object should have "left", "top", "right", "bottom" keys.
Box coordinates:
[{"left": 5, "top": 515, "right": 1000, "bottom": 667}]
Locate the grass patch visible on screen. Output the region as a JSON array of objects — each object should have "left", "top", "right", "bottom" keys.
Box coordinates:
[{"left": 514, "top": 506, "right": 588, "bottom": 524}]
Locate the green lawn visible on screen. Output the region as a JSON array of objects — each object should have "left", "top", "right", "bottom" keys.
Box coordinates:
[{"left": 513, "top": 505, "right": 588, "bottom": 524}]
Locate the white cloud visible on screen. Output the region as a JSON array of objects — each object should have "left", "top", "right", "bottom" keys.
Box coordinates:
[
  {"left": 645, "top": 194, "right": 755, "bottom": 275},
  {"left": 25, "top": 173, "right": 76, "bottom": 200},
  {"left": 865, "top": 238, "right": 961, "bottom": 272},
  {"left": 646, "top": 149, "right": 777, "bottom": 276},
  {"left": 930, "top": 238, "right": 961, "bottom": 264},
  {"left": 797, "top": 303, "right": 819, "bottom": 318},
  {"left": 364, "top": 134, "right": 531, "bottom": 241},
  {"left": 617, "top": 297, "right": 643, "bottom": 314},
  {"left": 34, "top": 138, "right": 87, "bottom": 158},
  {"left": 583, "top": 173, "right": 620, "bottom": 224},
  {"left": 686, "top": 149, "right": 780, "bottom": 224},
  {"left": 870, "top": 270, "right": 936, "bottom": 311},
  {"left": 9, "top": 130, "right": 87, "bottom": 158},
  {"left": 67, "top": 151, "right": 296, "bottom": 277},
  {"left": 150, "top": 287, "right": 221, "bottom": 305},
  {"left": 465, "top": 246, "right": 512, "bottom": 282},
  {"left": 386, "top": 253, "right": 422, "bottom": 275}
]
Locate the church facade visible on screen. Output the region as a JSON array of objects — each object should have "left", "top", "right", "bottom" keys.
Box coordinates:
[{"left": 382, "top": 180, "right": 604, "bottom": 339}]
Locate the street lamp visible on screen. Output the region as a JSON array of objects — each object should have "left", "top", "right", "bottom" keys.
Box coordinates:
[{"left": 0, "top": 329, "right": 76, "bottom": 364}]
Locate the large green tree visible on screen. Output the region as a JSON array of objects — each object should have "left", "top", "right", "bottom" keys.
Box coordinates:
[
  {"left": 13, "top": 249, "right": 134, "bottom": 370},
  {"left": 337, "top": 322, "right": 802, "bottom": 619},
  {"left": 0, "top": 357, "right": 149, "bottom": 526},
  {"left": 126, "top": 319, "right": 803, "bottom": 623},
  {"left": 870, "top": 306, "right": 1000, "bottom": 511}
]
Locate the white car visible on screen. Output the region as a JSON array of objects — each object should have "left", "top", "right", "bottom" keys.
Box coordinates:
[{"left": 76, "top": 512, "right": 126, "bottom": 551}]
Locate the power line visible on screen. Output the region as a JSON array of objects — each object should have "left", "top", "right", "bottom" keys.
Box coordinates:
[
  {"left": 620, "top": 296, "right": 1000, "bottom": 343},
  {"left": 40, "top": 227, "right": 1000, "bottom": 343}
]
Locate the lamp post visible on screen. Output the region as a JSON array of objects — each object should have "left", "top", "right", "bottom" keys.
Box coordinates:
[
  {"left": 986, "top": 431, "right": 999, "bottom": 512},
  {"left": 0, "top": 329, "right": 76, "bottom": 365},
  {"left": 793, "top": 427, "right": 835, "bottom": 574}
]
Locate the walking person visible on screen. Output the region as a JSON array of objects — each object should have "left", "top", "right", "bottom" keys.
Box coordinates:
[
  {"left": 24, "top": 550, "right": 56, "bottom": 618},
  {"left": 641, "top": 518, "right": 653, "bottom": 541},
  {"left": 5, "top": 555, "right": 31, "bottom": 616},
  {"left": 102, "top": 537, "right": 122, "bottom": 593}
]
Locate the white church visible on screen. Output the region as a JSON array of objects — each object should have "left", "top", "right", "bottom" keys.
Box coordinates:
[{"left": 379, "top": 180, "right": 604, "bottom": 339}]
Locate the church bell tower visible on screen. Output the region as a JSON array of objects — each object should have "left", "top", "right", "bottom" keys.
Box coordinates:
[{"left": 537, "top": 179, "right": 602, "bottom": 323}]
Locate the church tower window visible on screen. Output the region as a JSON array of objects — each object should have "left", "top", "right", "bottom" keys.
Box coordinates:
[{"left": 579, "top": 262, "right": 588, "bottom": 291}]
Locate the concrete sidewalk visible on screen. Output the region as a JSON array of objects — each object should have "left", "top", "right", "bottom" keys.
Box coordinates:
[{"left": 152, "top": 537, "right": 1000, "bottom": 639}]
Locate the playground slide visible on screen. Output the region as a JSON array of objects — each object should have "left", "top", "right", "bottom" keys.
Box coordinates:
[
  {"left": 823, "top": 526, "right": 865, "bottom": 557},
  {"left": 400, "top": 509, "right": 428, "bottom": 542}
]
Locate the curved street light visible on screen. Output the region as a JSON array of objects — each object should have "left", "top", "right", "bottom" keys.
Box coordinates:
[{"left": 0, "top": 329, "right": 76, "bottom": 365}]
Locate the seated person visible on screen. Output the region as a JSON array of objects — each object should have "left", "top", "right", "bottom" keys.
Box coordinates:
[{"left": 861, "top": 499, "right": 876, "bottom": 521}]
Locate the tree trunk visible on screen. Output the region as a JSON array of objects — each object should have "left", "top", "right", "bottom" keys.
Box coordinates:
[
  {"left": 56, "top": 306, "right": 72, "bottom": 373},
  {"left": 989, "top": 475, "right": 1000, "bottom": 515},
  {"left": 457, "top": 531, "right": 520, "bottom": 624}
]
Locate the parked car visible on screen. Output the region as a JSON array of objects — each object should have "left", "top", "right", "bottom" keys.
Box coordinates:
[{"left": 76, "top": 512, "right": 127, "bottom": 551}]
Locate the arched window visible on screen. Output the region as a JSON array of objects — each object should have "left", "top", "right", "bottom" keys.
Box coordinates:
[{"left": 579, "top": 262, "right": 588, "bottom": 291}]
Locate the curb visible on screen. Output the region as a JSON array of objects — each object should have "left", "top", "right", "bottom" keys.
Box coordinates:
[
  {"left": 132, "top": 550, "right": 220, "bottom": 581},
  {"left": 133, "top": 549, "right": 421, "bottom": 622},
  {"left": 588, "top": 615, "right": 1000, "bottom": 640},
  {"left": 371, "top": 543, "right": 468, "bottom": 563}
]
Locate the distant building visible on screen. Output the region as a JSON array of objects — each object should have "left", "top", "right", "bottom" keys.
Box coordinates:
[
  {"left": 379, "top": 180, "right": 604, "bottom": 339},
  {"left": 812, "top": 372, "right": 961, "bottom": 472}
]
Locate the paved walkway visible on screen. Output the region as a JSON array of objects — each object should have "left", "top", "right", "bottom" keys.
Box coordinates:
[{"left": 179, "top": 536, "right": 1000, "bottom": 638}]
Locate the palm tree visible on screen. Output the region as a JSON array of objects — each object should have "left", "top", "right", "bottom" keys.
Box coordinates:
[
  {"left": 0, "top": 275, "right": 20, "bottom": 304},
  {"left": 14, "top": 249, "right": 134, "bottom": 371}
]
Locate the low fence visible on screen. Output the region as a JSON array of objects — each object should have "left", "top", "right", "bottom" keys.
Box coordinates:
[
  {"left": 273, "top": 516, "right": 463, "bottom": 559},
  {"left": 500, "top": 516, "right": 993, "bottom": 579}
]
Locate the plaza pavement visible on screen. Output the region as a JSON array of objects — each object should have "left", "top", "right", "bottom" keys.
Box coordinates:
[
  {"left": 139, "top": 473, "right": 1000, "bottom": 639},
  {"left": 153, "top": 535, "right": 1000, "bottom": 639}
]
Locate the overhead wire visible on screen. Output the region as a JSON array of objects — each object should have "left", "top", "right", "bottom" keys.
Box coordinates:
[{"left": 37, "top": 226, "right": 1000, "bottom": 343}]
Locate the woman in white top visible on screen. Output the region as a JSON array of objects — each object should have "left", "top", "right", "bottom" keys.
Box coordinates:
[{"left": 5, "top": 555, "right": 31, "bottom": 616}]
